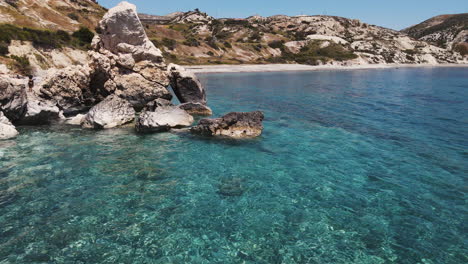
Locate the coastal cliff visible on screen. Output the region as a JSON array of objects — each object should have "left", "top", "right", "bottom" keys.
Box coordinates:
[{"left": 0, "top": 0, "right": 466, "bottom": 75}]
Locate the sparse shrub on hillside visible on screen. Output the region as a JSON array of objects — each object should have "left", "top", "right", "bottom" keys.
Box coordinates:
[
  {"left": 72, "top": 27, "right": 94, "bottom": 44},
  {"left": 56, "top": 30, "right": 71, "bottom": 42},
  {"left": 224, "top": 42, "right": 232, "bottom": 49},
  {"left": 294, "top": 31, "right": 309, "bottom": 41},
  {"left": 67, "top": 13, "right": 79, "bottom": 21},
  {"left": 5, "top": 0, "right": 18, "bottom": 8},
  {"left": 454, "top": 43, "right": 468, "bottom": 56},
  {"left": 403, "top": 49, "right": 418, "bottom": 55},
  {"left": 277, "top": 41, "right": 358, "bottom": 65},
  {"left": 10, "top": 55, "right": 32, "bottom": 75},
  {"left": 183, "top": 37, "right": 200, "bottom": 47},
  {"left": 207, "top": 51, "right": 215, "bottom": 56},
  {"left": 0, "top": 43, "right": 9, "bottom": 56},
  {"left": 268, "top": 40, "right": 285, "bottom": 50},
  {"left": 253, "top": 44, "right": 263, "bottom": 52},
  {"left": 249, "top": 31, "right": 262, "bottom": 42},
  {"left": 223, "top": 19, "right": 250, "bottom": 27},
  {"left": 162, "top": 38, "right": 177, "bottom": 50}
]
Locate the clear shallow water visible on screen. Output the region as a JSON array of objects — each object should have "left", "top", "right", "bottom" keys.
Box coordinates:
[{"left": 0, "top": 68, "right": 467, "bottom": 264}]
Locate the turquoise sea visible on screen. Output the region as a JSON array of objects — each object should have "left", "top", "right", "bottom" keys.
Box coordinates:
[{"left": 0, "top": 68, "right": 467, "bottom": 263}]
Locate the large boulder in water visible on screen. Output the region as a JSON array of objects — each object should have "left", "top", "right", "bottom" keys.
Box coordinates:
[
  {"left": 39, "top": 66, "right": 92, "bottom": 116},
  {"left": 0, "top": 75, "right": 27, "bottom": 121},
  {"left": 89, "top": 1, "right": 171, "bottom": 109},
  {"left": 82, "top": 95, "right": 135, "bottom": 129},
  {"left": 167, "top": 63, "right": 206, "bottom": 104},
  {"left": 0, "top": 111, "right": 18, "bottom": 140},
  {"left": 191, "top": 111, "right": 264, "bottom": 138},
  {"left": 17, "top": 95, "right": 61, "bottom": 125},
  {"left": 136, "top": 106, "right": 194, "bottom": 133}
]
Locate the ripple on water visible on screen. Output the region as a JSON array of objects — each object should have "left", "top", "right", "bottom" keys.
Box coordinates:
[{"left": 0, "top": 68, "right": 467, "bottom": 263}]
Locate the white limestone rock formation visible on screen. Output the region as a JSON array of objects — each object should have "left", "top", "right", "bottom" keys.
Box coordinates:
[
  {"left": 82, "top": 95, "right": 135, "bottom": 129},
  {"left": 136, "top": 106, "right": 194, "bottom": 133},
  {"left": 89, "top": 1, "right": 171, "bottom": 110},
  {"left": 39, "top": 66, "right": 92, "bottom": 115},
  {"left": 0, "top": 111, "right": 19, "bottom": 140}
]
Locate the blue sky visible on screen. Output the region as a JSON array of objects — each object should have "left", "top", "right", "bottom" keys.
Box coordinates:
[{"left": 98, "top": 0, "right": 467, "bottom": 30}]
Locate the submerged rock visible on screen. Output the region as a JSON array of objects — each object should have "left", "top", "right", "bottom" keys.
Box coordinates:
[
  {"left": 82, "top": 95, "right": 135, "bottom": 129},
  {"left": 191, "top": 111, "right": 264, "bottom": 138},
  {"left": 168, "top": 63, "right": 206, "bottom": 104},
  {"left": 0, "top": 112, "right": 19, "bottom": 140},
  {"left": 136, "top": 106, "right": 194, "bottom": 133},
  {"left": 178, "top": 102, "right": 212, "bottom": 116},
  {"left": 217, "top": 178, "right": 245, "bottom": 197}
]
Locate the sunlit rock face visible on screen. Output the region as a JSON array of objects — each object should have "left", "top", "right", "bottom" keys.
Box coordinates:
[
  {"left": 89, "top": 1, "right": 172, "bottom": 110},
  {"left": 81, "top": 94, "right": 135, "bottom": 129}
]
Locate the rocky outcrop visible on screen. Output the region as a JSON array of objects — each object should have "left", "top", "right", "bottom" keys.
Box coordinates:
[
  {"left": 191, "top": 111, "right": 264, "bottom": 138},
  {"left": 0, "top": 75, "right": 60, "bottom": 125},
  {"left": 0, "top": 75, "right": 27, "bottom": 121},
  {"left": 17, "top": 95, "right": 61, "bottom": 125},
  {"left": 65, "top": 114, "right": 86, "bottom": 126},
  {"left": 39, "top": 66, "right": 92, "bottom": 115},
  {"left": 0, "top": 112, "right": 18, "bottom": 140},
  {"left": 136, "top": 106, "right": 193, "bottom": 133},
  {"left": 168, "top": 63, "right": 206, "bottom": 104},
  {"left": 144, "top": 98, "right": 173, "bottom": 111},
  {"left": 89, "top": 1, "right": 171, "bottom": 110},
  {"left": 178, "top": 102, "right": 212, "bottom": 116},
  {"left": 81, "top": 95, "right": 135, "bottom": 129}
]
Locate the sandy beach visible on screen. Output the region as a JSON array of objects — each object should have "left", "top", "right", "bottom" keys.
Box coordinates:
[{"left": 186, "top": 63, "right": 468, "bottom": 73}]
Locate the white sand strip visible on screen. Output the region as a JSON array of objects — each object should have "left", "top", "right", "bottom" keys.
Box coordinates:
[{"left": 186, "top": 64, "right": 468, "bottom": 73}]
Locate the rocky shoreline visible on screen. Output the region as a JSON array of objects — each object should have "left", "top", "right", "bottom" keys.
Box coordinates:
[{"left": 0, "top": 2, "right": 264, "bottom": 140}]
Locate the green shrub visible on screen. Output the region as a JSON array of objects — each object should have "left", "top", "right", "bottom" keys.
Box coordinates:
[
  {"left": 10, "top": 55, "right": 32, "bottom": 75},
  {"left": 67, "top": 13, "right": 79, "bottom": 21},
  {"left": 56, "top": 30, "right": 71, "bottom": 42},
  {"left": 224, "top": 41, "right": 232, "bottom": 49},
  {"left": 207, "top": 51, "right": 214, "bottom": 56},
  {"left": 268, "top": 40, "right": 284, "bottom": 49},
  {"left": 454, "top": 43, "right": 468, "bottom": 56},
  {"left": 279, "top": 41, "right": 358, "bottom": 65},
  {"left": 162, "top": 38, "right": 177, "bottom": 50},
  {"left": 183, "top": 37, "right": 200, "bottom": 47},
  {"left": 72, "top": 27, "right": 94, "bottom": 44},
  {"left": 0, "top": 43, "right": 9, "bottom": 56}
]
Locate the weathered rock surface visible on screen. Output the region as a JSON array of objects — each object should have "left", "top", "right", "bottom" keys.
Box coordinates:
[
  {"left": 136, "top": 106, "right": 194, "bottom": 133},
  {"left": 168, "top": 63, "right": 206, "bottom": 104},
  {"left": 89, "top": 1, "right": 171, "bottom": 109},
  {"left": 0, "top": 75, "right": 27, "bottom": 121},
  {"left": 178, "top": 102, "right": 212, "bottom": 116},
  {"left": 39, "top": 66, "right": 92, "bottom": 115},
  {"left": 65, "top": 114, "right": 86, "bottom": 126},
  {"left": 17, "top": 95, "right": 61, "bottom": 125},
  {"left": 0, "top": 112, "right": 19, "bottom": 140},
  {"left": 144, "top": 98, "right": 173, "bottom": 112},
  {"left": 82, "top": 95, "right": 135, "bottom": 129},
  {"left": 191, "top": 111, "right": 264, "bottom": 138}
]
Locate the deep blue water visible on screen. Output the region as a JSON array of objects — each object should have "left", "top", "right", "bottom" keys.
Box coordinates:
[{"left": 0, "top": 68, "right": 467, "bottom": 263}]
